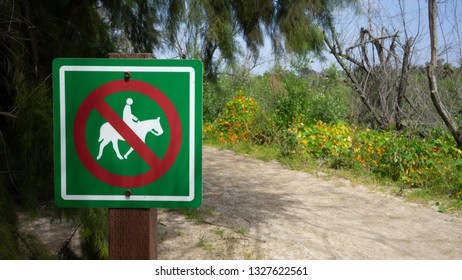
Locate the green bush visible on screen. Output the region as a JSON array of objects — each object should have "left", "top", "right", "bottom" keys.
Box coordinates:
[
  {"left": 202, "top": 68, "right": 462, "bottom": 201},
  {"left": 203, "top": 81, "right": 236, "bottom": 123},
  {"left": 271, "top": 70, "right": 349, "bottom": 130},
  {"left": 289, "top": 119, "right": 462, "bottom": 198},
  {"left": 206, "top": 91, "right": 260, "bottom": 144}
]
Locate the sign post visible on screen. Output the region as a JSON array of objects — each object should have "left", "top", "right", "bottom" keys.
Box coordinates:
[
  {"left": 53, "top": 54, "right": 202, "bottom": 259},
  {"left": 107, "top": 52, "right": 156, "bottom": 260}
]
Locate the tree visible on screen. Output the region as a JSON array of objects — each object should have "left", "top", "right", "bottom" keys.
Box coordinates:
[
  {"left": 1, "top": 0, "right": 359, "bottom": 259},
  {"left": 160, "top": 0, "right": 358, "bottom": 77},
  {"left": 0, "top": 0, "right": 116, "bottom": 259},
  {"left": 323, "top": 0, "right": 416, "bottom": 130},
  {"left": 427, "top": 0, "right": 462, "bottom": 147}
]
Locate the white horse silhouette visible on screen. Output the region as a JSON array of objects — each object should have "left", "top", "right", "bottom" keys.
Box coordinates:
[{"left": 96, "top": 117, "right": 164, "bottom": 160}]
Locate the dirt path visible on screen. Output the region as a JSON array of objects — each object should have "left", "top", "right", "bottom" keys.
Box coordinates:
[{"left": 158, "top": 146, "right": 462, "bottom": 259}]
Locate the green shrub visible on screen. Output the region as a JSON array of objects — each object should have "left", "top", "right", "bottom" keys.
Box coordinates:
[
  {"left": 271, "top": 70, "right": 349, "bottom": 130},
  {"left": 290, "top": 119, "right": 353, "bottom": 159},
  {"left": 207, "top": 91, "right": 260, "bottom": 144},
  {"left": 203, "top": 81, "right": 235, "bottom": 123},
  {"left": 288, "top": 119, "right": 462, "bottom": 198}
]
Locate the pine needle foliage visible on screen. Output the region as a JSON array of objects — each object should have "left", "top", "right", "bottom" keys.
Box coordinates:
[{"left": 79, "top": 209, "right": 109, "bottom": 260}]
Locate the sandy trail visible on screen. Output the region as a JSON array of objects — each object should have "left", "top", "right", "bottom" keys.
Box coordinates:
[
  {"left": 158, "top": 146, "right": 462, "bottom": 259},
  {"left": 20, "top": 146, "right": 461, "bottom": 259}
]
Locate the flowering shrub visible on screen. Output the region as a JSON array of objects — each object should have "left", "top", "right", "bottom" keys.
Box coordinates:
[
  {"left": 204, "top": 100, "right": 462, "bottom": 198},
  {"left": 289, "top": 119, "right": 462, "bottom": 194},
  {"left": 207, "top": 91, "right": 260, "bottom": 144},
  {"left": 353, "top": 131, "right": 462, "bottom": 190},
  {"left": 289, "top": 119, "right": 352, "bottom": 159}
]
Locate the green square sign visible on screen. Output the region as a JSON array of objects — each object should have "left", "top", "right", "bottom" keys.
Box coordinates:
[{"left": 53, "top": 58, "right": 202, "bottom": 208}]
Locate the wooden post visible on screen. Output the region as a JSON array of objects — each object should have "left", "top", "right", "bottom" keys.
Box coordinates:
[
  {"left": 107, "top": 52, "right": 157, "bottom": 260},
  {"left": 109, "top": 208, "right": 157, "bottom": 259}
]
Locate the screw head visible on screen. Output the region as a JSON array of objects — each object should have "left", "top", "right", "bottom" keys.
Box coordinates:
[
  {"left": 124, "top": 72, "right": 131, "bottom": 82},
  {"left": 125, "top": 190, "right": 132, "bottom": 197}
]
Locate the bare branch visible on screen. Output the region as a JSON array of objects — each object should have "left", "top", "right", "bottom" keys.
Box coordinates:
[
  {"left": 0, "top": 111, "right": 16, "bottom": 118},
  {"left": 346, "top": 32, "right": 399, "bottom": 57},
  {"left": 427, "top": 0, "right": 462, "bottom": 147},
  {"left": 324, "top": 32, "right": 385, "bottom": 127}
]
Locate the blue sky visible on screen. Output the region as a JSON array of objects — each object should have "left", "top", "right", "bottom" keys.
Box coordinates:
[
  {"left": 335, "top": 0, "right": 461, "bottom": 63},
  {"left": 252, "top": 0, "right": 462, "bottom": 74}
]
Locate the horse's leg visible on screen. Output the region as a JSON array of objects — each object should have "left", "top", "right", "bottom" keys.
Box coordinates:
[
  {"left": 123, "top": 123, "right": 144, "bottom": 159},
  {"left": 97, "top": 138, "right": 110, "bottom": 160},
  {"left": 112, "top": 139, "right": 124, "bottom": 160},
  {"left": 123, "top": 147, "right": 134, "bottom": 159}
]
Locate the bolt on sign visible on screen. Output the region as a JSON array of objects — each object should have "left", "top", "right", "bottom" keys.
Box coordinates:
[{"left": 53, "top": 58, "right": 202, "bottom": 208}]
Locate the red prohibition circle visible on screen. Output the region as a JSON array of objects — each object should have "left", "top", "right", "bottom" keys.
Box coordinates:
[{"left": 73, "top": 79, "right": 182, "bottom": 188}]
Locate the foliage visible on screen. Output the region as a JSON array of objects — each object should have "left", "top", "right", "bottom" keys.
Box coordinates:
[
  {"left": 205, "top": 67, "right": 462, "bottom": 201},
  {"left": 203, "top": 80, "right": 238, "bottom": 123},
  {"left": 17, "top": 233, "right": 56, "bottom": 260},
  {"left": 205, "top": 91, "right": 260, "bottom": 144},
  {"left": 427, "top": 0, "right": 462, "bottom": 148},
  {"left": 288, "top": 119, "right": 462, "bottom": 198},
  {"left": 0, "top": 175, "right": 20, "bottom": 259},
  {"left": 274, "top": 69, "right": 349, "bottom": 128},
  {"left": 160, "top": 0, "right": 357, "bottom": 77},
  {"left": 352, "top": 129, "right": 462, "bottom": 193},
  {"left": 0, "top": 174, "right": 56, "bottom": 259},
  {"left": 100, "top": 0, "right": 162, "bottom": 52},
  {"left": 8, "top": 78, "right": 54, "bottom": 210},
  {"left": 0, "top": 0, "right": 359, "bottom": 259},
  {"left": 203, "top": 65, "right": 352, "bottom": 153},
  {"left": 79, "top": 209, "right": 109, "bottom": 260},
  {"left": 289, "top": 120, "right": 353, "bottom": 160}
]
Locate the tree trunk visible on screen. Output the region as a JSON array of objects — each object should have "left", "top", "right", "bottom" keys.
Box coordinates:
[
  {"left": 427, "top": 0, "right": 462, "bottom": 147},
  {"left": 22, "top": 0, "right": 39, "bottom": 77},
  {"left": 395, "top": 38, "right": 411, "bottom": 131}
]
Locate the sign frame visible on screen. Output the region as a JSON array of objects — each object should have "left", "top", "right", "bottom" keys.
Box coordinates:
[{"left": 53, "top": 58, "right": 202, "bottom": 208}]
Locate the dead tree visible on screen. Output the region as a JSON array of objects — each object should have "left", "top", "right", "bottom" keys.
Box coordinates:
[
  {"left": 427, "top": 0, "right": 462, "bottom": 147},
  {"left": 324, "top": 23, "right": 414, "bottom": 130}
]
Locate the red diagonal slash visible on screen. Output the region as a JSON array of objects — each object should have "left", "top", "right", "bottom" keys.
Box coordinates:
[{"left": 93, "top": 100, "right": 161, "bottom": 168}]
